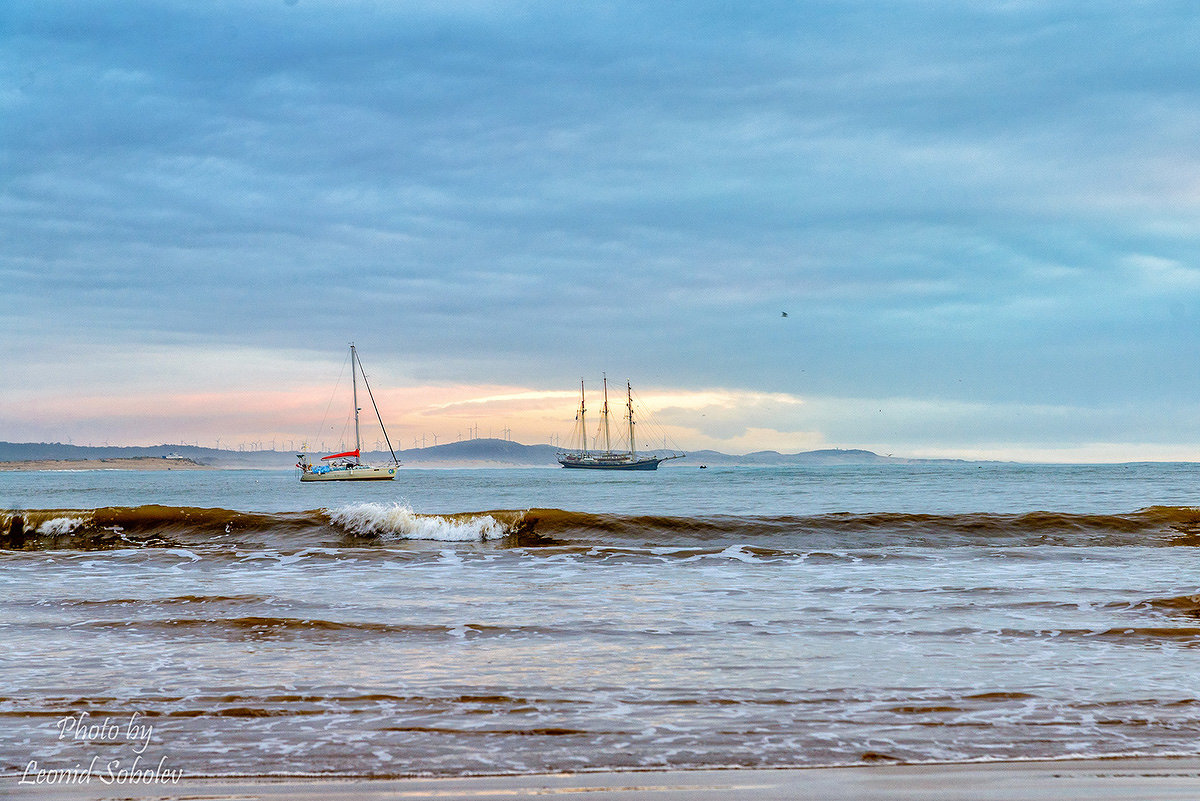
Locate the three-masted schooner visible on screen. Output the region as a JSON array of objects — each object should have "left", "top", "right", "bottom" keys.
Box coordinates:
[
  {"left": 296, "top": 344, "right": 400, "bottom": 482},
  {"left": 557, "top": 375, "right": 684, "bottom": 470}
]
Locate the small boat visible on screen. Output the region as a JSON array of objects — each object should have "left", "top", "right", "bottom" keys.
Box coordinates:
[
  {"left": 297, "top": 345, "right": 400, "bottom": 482},
  {"left": 556, "top": 376, "right": 684, "bottom": 471}
]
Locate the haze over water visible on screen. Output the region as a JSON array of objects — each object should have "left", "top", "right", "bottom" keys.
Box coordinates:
[{"left": 4, "top": 463, "right": 1200, "bottom": 777}]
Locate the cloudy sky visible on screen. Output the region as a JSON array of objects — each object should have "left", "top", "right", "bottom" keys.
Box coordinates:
[{"left": 5, "top": 1, "right": 1200, "bottom": 460}]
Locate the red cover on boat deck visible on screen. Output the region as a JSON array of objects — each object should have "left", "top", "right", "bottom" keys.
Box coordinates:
[{"left": 321, "top": 450, "right": 359, "bottom": 460}]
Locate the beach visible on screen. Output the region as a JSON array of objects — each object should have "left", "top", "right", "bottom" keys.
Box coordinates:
[
  {"left": 0, "top": 457, "right": 210, "bottom": 472},
  {"left": 13, "top": 758, "right": 1200, "bottom": 800}
]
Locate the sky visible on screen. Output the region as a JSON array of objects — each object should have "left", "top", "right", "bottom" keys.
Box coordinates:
[{"left": 5, "top": 1, "right": 1200, "bottom": 461}]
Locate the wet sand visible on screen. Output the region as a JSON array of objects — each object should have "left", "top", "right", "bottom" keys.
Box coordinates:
[
  {"left": 12, "top": 758, "right": 1200, "bottom": 800},
  {"left": 0, "top": 457, "right": 210, "bottom": 471}
]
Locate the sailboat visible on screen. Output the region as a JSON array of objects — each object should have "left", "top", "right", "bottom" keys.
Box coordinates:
[
  {"left": 557, "top": 376, "right": 684, "bottom": 470},
  {"left": 296, "top": 345, "right": 400, "bottom": 482}
]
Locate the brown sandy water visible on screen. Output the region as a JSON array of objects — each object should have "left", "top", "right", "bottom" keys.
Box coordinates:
[{"left": 3, "top": 464, "right": 1200, "bottom": 778}]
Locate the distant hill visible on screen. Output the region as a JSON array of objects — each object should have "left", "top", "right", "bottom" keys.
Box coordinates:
[
  {"left": 0, "top": 440, "right": 960, "bottom": 468},
  {"left": 0, "top": 440, "right": 562, "bottom": 468},
  {"left": 686, "top": 448, "right": 906, "bottom": 466},
  {"left": 0, "top": 441, "right": 212, "bottom": 462},
  {"left": 394, "top": 439, "right": 561, "bottom": 466}
]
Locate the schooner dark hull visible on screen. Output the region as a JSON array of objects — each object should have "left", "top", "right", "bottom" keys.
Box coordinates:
[{"left": 559, "top": 456, "right": 661, "bottom": 470}]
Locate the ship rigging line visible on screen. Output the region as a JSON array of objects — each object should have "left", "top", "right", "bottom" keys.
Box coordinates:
[
  {"left": 355, "top": 357, "right": 399, "bottom": 465},
  {"left": 310, "top": 349, "right": 351, "bottom": 450},
  {"left": 629, "top": 386, "right": 685, "bottom": 456}
]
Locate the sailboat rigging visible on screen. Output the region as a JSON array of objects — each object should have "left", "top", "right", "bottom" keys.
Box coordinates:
[
  {"left": 296, "top": 344, "right": 400, "bottom": 482},
  {"left": 556, "top": 375, "right": 684, "bottom": 470}
]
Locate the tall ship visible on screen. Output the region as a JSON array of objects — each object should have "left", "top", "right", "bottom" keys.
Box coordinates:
[
  {"left": 557, "top": 376, "right": 684, "bottom": 470},
  {"left": 296, "top": 344, "right": 400, "bottom": 482}
]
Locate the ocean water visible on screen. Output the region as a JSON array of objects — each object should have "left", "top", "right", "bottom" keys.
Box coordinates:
[{"left": 4, "top": 463, "right": 1200, "bottom": 779}]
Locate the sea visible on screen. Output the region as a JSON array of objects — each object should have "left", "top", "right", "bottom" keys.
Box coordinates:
[{"left": 4, "top": 462, "right": 1200, "bottom": 780}]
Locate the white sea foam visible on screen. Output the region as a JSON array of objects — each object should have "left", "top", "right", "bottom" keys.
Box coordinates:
[
  {"left": 327, "top": 503, "right": 509, "bottom": 541},
  {"left": 35, "top": 517, "right": 85, "bottom": 536},
  {"left": 715, "top": 544, "right": 759, "bottom": 562}
]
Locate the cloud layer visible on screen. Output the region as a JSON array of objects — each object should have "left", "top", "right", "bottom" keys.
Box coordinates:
[{"left": 5, "top": 1, "right": 1200, "bottom": 458}]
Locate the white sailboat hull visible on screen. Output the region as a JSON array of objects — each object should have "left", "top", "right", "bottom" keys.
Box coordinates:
[{"left": 299, "top": 465, "right": 397, "bottom": 481}]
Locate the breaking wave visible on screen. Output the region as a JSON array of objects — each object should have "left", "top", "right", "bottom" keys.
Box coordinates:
[
  {"left": 4, "top": 504, "right": 1200, "bottom": 552},
  {"left": 0, "top": 504, "right": 521, "bottom": 550},
  {"left": 328, "top": 503, "right": 508, "bottom": 541}
]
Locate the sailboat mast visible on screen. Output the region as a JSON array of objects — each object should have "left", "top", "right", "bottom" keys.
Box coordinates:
[
  {"left": 627, "top": 380, "right": 636, "bottom": 458},
  {"left": 578, "top": 378, "right": 588, "bottom": 456},
  {"left": 602, "top": 373, "right": 612, "bottom": 453},
  {"left": 351, "top": 344, "right": 361, "bottom": 465}
]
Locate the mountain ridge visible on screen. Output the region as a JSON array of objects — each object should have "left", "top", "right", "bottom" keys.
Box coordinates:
[{"left": 0, "top": 440, "right": 971, "bottom": 467}]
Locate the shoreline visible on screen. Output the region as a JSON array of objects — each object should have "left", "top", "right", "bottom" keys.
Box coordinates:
[
  {"left": 10, "top": 757, "right": 1200, "bottom": 800},
  {"left": 0, "top": 457, "right": 211, "bottom": 472}
]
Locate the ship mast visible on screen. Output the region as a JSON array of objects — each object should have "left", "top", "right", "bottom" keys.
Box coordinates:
[
  {"left": 578, "top": 378, "right": 588, "bottom": 456},
  {"left": 351, "top": 344, "right": 361, "bottom": 465},
  {"left": 627, "top": 380, "right": 636, "bottom": 458},
  {"left": 601, "top": 373, "right": 612, "bottom": 453}
]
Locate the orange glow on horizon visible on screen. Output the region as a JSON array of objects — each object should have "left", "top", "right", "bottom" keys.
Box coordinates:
[{"left": 4, "top": 382, "right": 825, "bottom": 453}]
